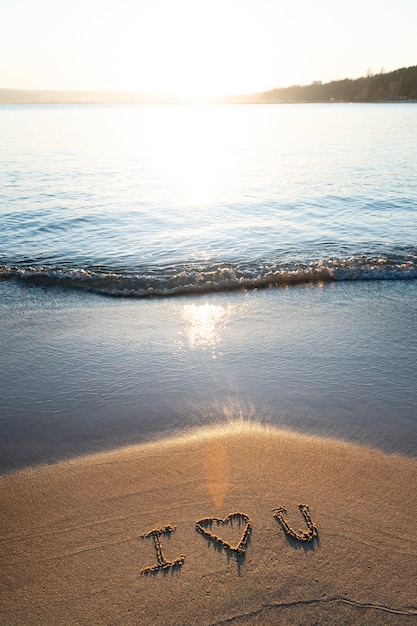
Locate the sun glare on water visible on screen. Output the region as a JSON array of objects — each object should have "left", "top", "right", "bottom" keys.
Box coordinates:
[
  {"left": 148, "top": 104, "right": 240, "bottom": 207},
  {"left": 169, "top": 105, "right": 218, "bottom": 206}
]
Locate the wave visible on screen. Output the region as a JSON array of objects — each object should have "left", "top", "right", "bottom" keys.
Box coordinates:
[{"left": 1, "top": 250, "right": 416, "bottom": 298}]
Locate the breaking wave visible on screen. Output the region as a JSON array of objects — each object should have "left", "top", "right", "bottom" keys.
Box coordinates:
[{"left": 1, "top": 249, "right": 416, "bottom": 298}]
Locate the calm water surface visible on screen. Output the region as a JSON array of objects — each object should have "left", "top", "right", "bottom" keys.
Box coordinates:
[{"left": 1, "top": 103, "right": 416, "bottom": 296}]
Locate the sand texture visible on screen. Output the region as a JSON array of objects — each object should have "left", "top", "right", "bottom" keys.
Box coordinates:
[{"left": 1, "top": 423, "right": 416, "bottom": 625}]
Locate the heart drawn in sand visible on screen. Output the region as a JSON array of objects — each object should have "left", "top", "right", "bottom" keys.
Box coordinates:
[{"left": 195, "top": 512, "right": 252, "bottom": 554}]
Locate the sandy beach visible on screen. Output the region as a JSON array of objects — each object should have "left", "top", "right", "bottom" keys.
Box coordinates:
[{"left": 1, "top": 422, "right": 416, "bottom": 625}]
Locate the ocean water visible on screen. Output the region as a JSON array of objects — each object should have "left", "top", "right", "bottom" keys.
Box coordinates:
[
  {"left": 1, "top": 103, "right": 416, "bottom": 295},
  {"left": 1, "top": 103, "right": 417, "bottom": 471}
]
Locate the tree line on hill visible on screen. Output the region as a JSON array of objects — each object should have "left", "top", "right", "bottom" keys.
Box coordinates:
[
  {"left": 1, "top": 66, "right": 416, "bottom": 104},
  {"left": 259, "top": 66, "right": 417, "bottom": 103}
]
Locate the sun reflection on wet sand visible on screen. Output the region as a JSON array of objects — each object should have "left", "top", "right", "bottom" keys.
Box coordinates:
[{"left": 180, "top": 302, "right": 233, "bottom": 356}]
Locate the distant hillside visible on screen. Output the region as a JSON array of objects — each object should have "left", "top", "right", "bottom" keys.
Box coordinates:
[
  {"left": 260, "top": 66, "right": 417, "bottom": 103},
  {"left": 1, "top": 66, "right": 416, "bottom": 104}
]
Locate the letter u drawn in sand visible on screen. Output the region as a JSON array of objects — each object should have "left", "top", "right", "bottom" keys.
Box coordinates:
[{"left": 273, "top": 504, "right": 318, "bottom": 542}]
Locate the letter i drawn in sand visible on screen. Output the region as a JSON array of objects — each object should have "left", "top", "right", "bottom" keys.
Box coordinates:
[{"left": 139, "top": 525, "right": 185, "bottom": 575}]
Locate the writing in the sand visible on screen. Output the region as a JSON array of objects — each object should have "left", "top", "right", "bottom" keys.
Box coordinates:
[{"left": 140, "top": 504, "right": 318, "bottom": 575}]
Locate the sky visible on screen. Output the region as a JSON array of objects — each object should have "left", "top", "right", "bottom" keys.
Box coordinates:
[{"left": 1, "top": 0, "right": 416, "bottom": 97}]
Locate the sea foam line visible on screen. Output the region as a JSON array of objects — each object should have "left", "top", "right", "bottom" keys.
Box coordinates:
[{"left": 1, "top": 253, "right": 416, "bottom": 297}]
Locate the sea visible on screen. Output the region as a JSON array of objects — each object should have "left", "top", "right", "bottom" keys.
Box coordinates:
[{"left": 1, "top": 103, "right": 416, "bottom": 470}]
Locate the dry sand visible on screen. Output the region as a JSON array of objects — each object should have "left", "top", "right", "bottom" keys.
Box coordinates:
[{"left": 1, "top": 422, "right": 416, "bottom": 625}]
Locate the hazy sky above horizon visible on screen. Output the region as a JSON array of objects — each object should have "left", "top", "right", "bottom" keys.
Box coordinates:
[{"left": 1, "top": 0, "right": 416, "bottom": 97}]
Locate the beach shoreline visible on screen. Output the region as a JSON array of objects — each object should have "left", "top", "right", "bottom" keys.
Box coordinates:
[
  {"left": 1, "top": 279, "right": 416, "bottom": 622},
  {"left": 1, "top": 279, "right": 417, "bottom": 473}
]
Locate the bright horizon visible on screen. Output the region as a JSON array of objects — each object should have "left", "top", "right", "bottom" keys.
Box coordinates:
[{"left": 1, "top": 0, "right": 416, "bottom": 98}]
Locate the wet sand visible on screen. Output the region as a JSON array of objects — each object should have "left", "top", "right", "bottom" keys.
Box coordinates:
[
  {"left": 1, "top": 279, "right": 417, "bottom": 473},
  {"left": 1, "top": 423, "right": 416, "bottom": 625}
]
